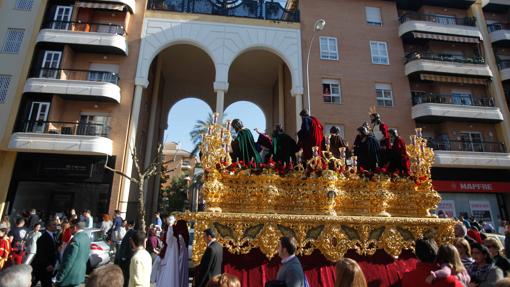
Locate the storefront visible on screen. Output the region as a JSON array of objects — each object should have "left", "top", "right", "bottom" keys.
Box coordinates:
[{"left": 7, "top": 153, "right": 115, "bottom": 220}]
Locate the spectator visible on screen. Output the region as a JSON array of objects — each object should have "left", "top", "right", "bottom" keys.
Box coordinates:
[
  {"left": 195, "top": 228, "right": 223, "bottom": 287},
  {"left": 467, "top": 226, "right": 483, "bottom": 244},
  {"left": 146, "top": 225, "right": 161, "bottom": 260},
  {"left": 425, "top": 244, "right": 470, "bottom": 286},
  {"left": 454, "top": 222, "right": 476, "bottom": 246},
  {"left": 55, "top": 219, "right": 91, "bottom": 287},
  {"left": 498, "top": 221, "right": 507, "bottom": 235},
  {"left": 402, "top": 238, "right": 463, "bottom": 287},
  {"left": 483, "top": 237, "right": 510, "bottom": 276},
  {"left": 468, "top": 243, "right": 504, "bottom": 287},
  {"left": 454, "top": 238, "right": 474, "bottom": 269},
  {"left": 86, "top": 264, "right": 124, "bottom": 287},
  {"left": 0, "top": 264, "right": 32, "bottom": 287},
  {"left": 100, "top": 214, "right": 113, "bottom": 238},
  {"left": 334, "top": 258, "right": 367, "bottom": 287},
  {"left": 81, "top": 210, "right": 93, "bottom": 228},
  {"left": 0, "top": 216, "right": 10, "bottom": 232},
  {"left": 483, "top": 222, "right": 496, "bottom": 233},
  {"left": 153, "top": 212, "right": 162, "bottom": 228},
  {"left": 275, "top": 237, "right": 306, "bottom": 287},
  {"left": 128, "top": 231, "right": 152, "bottom": 287},
  {"left": 0, "top": 229, "right": 10, "bottom": 269},
  {"left": 112, "top": 210, "right": 124, "bottom": 248},
  {"left": 8, "top": 217, "right": 27, "bottom": 265},
  {"left": 27, "top": 209, "right": 39, "bottom": 230},
  {"left": 206, "top": 273, "right": 241, "bottom": 287},
  {"left": 31, "top": 221, "right": 58, "bottom": 287},
  {"left": 115, "top": 220, "right": 136, "bottom": 287},
  {"left": 505, "top": 224, "right": 510, "bottom": 259},
  {"left": 22, "top": 222, "right": 41, "bottom": 264}
]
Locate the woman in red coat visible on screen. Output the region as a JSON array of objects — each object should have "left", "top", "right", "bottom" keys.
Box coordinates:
[{"left": 0, "top": 228, "right": 11, "bottom": 269}]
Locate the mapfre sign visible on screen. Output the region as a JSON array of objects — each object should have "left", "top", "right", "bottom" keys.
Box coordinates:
[{"left": 433, "top": 180, "right": 510, "bottom": 193}]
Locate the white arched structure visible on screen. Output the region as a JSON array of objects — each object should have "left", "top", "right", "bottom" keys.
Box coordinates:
[{"left": 120, "top": 17, "right": 304, "bottom": 215}]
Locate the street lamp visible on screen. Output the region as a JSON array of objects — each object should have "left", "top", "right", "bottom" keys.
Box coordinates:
[{"left": 306, "top": 19, "right": 326, "bottom": 115}]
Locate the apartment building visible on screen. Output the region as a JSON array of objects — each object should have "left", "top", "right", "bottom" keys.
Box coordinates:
[
  {"left": 2, "top": 0, "right": 145, "bottom": 218},
  {"left": 302, "top": 0, "right": 510, "bottom": 224}
]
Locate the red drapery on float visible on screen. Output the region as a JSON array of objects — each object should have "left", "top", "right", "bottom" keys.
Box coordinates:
[{"left": 222, "top": 248, "right": 418, "bottom": 287}]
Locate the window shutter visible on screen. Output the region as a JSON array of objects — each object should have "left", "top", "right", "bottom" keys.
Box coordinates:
[{"left": 365, "top": 7, "right": 382, "bottom": 24}]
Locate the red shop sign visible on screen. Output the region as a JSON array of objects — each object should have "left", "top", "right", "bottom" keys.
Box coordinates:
[{"left": 433, "top": 180, "right": 510, "bottom": 193}]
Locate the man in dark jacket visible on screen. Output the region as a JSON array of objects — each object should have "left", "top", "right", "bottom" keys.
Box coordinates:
[
  {"left": 31, "top": 220, "right": 58, "bottom": 287},
  {"left": 114, "top": 220, "right": 136, "bottom": 287},
  {"left": 195, "top": 228, "right": 223, "bottom": 287},
  {"left": 276, "top": 237, "right": 306, "bottom": 287}
]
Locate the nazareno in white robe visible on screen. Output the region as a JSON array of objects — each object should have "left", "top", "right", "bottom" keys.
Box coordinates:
[
  {"left": 178, "top": 235, "right": 189, "bottom": 287},
  {"left": 155, "top": 227, "right": 179, "bottom": 287}
]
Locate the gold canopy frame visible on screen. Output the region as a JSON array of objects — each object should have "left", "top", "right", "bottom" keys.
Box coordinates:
[{"left": 179, "top": 115, "right": 454, "bottom": 264}]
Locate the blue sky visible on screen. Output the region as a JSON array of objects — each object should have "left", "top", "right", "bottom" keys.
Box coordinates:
[{"left": 164, "top": 99, "right": 266, "bottom": 153}]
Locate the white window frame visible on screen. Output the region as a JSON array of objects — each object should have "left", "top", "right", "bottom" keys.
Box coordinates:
[
  {"left": 319, "top": 36, "right": 339, "bottom": 61},
  {"left": 433, "top": 14, "right": 457, "bottom": 25},
  {"left": 15, "top": 0, "right": 33, "bottom": 10},
  {"left": 365, "top": 7, "right": 382, "bottom": 26},
  {"left": 1, "top": 28, "right": 25, "bottom": 54},
  {"left": 322, "top": 79, "right": 341, "bottom": 104},
  {"left": 0, "top": 75, "right": 12, "bottom": 104},
  {"left": 39, "top": 50, "right": 62, "bottom": 78},
  {"left": 375, "top": 83, "right": 394, "bottom": 107},
  {"left": 52, "top": 6, "right": 73, "bottom": 30},
  {"left": 370, "top": 41, "right": 389, "bottom": 65}
]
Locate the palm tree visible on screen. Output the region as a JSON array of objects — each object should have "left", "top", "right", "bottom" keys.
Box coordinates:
[{"left": 189, "top": 113, "right": 227, "bottom": 156}]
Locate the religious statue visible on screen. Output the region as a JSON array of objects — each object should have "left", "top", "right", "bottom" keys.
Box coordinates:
[
  {"left": 254, "top": 128, "right": 273, "bottom": 163},
  {"left": 387, "top": 129, "right": 411, "bottom": 176},
  {"left": 230, "top": 119, "right": 262, "bottom": 164},
  {"left": 353, "top": 126, "right": 381, "bottom": 172},
  {"left": 297, "top": 109, "right": 325, "bottom": 161},
  {"left": 369, "top": 108, "right": 390, "bottom": 151},
  {"left": 329, "top": 126, "right": 350, "bottom": 159},
  {"left": 271, "top": 124, "right": 298, "bottom": 165}
]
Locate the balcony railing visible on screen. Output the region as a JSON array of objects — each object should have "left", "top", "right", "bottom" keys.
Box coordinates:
[
  {"left": 412, "top": 93, "right": 494, "bottom": 107},
  {"left": 399, "top": 12, "right": 476, "bottom": 26},
  {"left": 31, "top": 68, "right": 120, "bottom": 85},
  {"left": 488, "top": 23, "right": 510, "bottom": 33},
  {"left": 405, "top": 51, "right": 485, "bottom": 64},
  {"left": 429, "top": 139, "right": 506, "bottom": 153},
  {"left": 19, "top": 120, "right": 111, "bottom": 137},
  {"left": 498, "top": 60, "right": 510, "bottom": 70},
  {"left": 43, "top": 20, "right": 126, "bottom": 36},
  {"left": 147, "top": 0, "right": 300, "bottom": 22}
]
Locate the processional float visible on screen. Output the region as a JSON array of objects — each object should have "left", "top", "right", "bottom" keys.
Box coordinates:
[{"left": 181, "top": 113, "right": 454, "bottom": 265}]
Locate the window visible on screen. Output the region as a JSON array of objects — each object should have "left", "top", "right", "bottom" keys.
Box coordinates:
[
  {"left": 88, "top": 63, "right": 120, "bottom": 84},
  {"left": 0, "top": 75, "right": 12, "bottom": 104},
  {"left": 375, "top": 83, "right": 393, "bottom": 107},
  {"left": 365, "top": 7, "right": 382, "bottom": 26},
  {"left": 1, "top": 28, "right": 25, "bottom": 54},
  {"left": 79, "top": 114, "right": 111, "bottom": 137},
  {"left": 451, "top": 90, "right": 473, "bottom": 105},
  {"left": 370, "top": 41, "right": 389, "bottom": 65},
  {"left": 15, "top": 0, "right": 33, "bottom": 10},
  {"left": 433, "top": 14, "right": 457, "bottom": 25},
  {"left": 458, "top": 132, "right": 483, "bottom": 152},
  {"left": 322, "top": 79, "right": 341, "bottom": 104},
  {"left": 319, "top": 37, "right": 338, "bottom": 60}
]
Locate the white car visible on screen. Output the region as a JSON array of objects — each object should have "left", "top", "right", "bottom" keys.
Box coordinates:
[{"left": 83, "top": 228, "right": 112, "bottom": 270}]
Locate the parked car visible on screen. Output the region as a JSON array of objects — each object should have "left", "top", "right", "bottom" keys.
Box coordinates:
[{"left": 83, "top": 228, "right": 113, "bottom": 271}]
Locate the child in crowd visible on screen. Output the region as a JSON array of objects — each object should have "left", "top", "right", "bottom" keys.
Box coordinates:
[
  {"left": 0, "top": 229, "right": 10, "bottom": 269},
  {"left": 426, "top": 244, "right": 470, "bottom": 286}
]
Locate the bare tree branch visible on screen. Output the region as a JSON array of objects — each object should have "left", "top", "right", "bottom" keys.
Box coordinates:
[{"left": 104, "top": 155, "right": 138, "bottom": 184}]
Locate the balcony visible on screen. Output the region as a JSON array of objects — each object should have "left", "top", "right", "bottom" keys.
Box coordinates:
[
  {"left": 24, "top": 68, "right": 121, "bottom": 103},
  {"left": 147, "top": 0, "right": 300, "bottom": 23},
  {"left": 430, "top": 139, "right": 510, "bottom": 168},
  {"left": 498, "top": 60, "right": 510, "bottom": 81},
  {"left": 399, "top": 13, "right": 482, "bottom": 41},
  {"left": 412, "top": 93, "right": 503, "bottom": 122},
  {"left": 97, "top": 0, "right": 136, "bottom": 12},
  {"left": 9, "top": 121, "right": 113, "bottom": 155},
  {"left": 488, "top": 23, "right": 510, "bottom": 46},
  {"left": 37, "top": 21, "right": 128, "bottom": 55},
  {"left": 404, "top": 52, "right": 492, "bottom": 78}
]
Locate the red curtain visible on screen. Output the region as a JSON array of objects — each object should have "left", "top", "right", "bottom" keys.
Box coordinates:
[{"left": 223, "top": 249, "right": 418, "bottom": 287}]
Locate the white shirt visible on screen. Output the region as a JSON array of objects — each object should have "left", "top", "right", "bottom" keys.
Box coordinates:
[
  {"left": 281, "top": 254, "right": 296, "bottom": 264},
  {"left": 129, "top": 248, "right": 152, "bottom": 287},
  {"left": 207, "top": 239, "right": 216, "bottom": 247}
]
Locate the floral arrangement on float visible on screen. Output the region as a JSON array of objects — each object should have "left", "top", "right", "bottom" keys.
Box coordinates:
[{"left": 198, "top": 113, "right": 440, "bottom": 218}]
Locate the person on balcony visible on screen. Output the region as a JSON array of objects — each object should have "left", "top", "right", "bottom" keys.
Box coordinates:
[
  {"left": 231, "top": 119, "right": 262, "bottom": 164},
  {"left": 387, "top": 129, "right": 411, "bottom": 176},
  {"left": 272, "top": 124, "right": 299, "bottom": 165},
  {"left": 297, "top": 109, "right": 325, "bottom": 162}
]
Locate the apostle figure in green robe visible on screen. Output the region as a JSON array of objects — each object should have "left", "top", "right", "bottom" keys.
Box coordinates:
[
  {"left": 272, "top": 124, "right": 298, "bottom": 164},
  {"left": 231, "top": 119, "right": 262, "bottom": 164}
]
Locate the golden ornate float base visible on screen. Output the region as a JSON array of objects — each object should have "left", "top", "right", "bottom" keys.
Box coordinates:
[{"left": 181, "top": 212, "right": 455, "bottom": 265}]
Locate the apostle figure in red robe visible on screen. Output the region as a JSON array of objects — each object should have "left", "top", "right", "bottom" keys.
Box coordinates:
[
  {"left": 388, "top": 129, "right": 411, "bottom": 176},
  {"left": 297, "top": 109, "right": 325, "bottom": 161}
]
